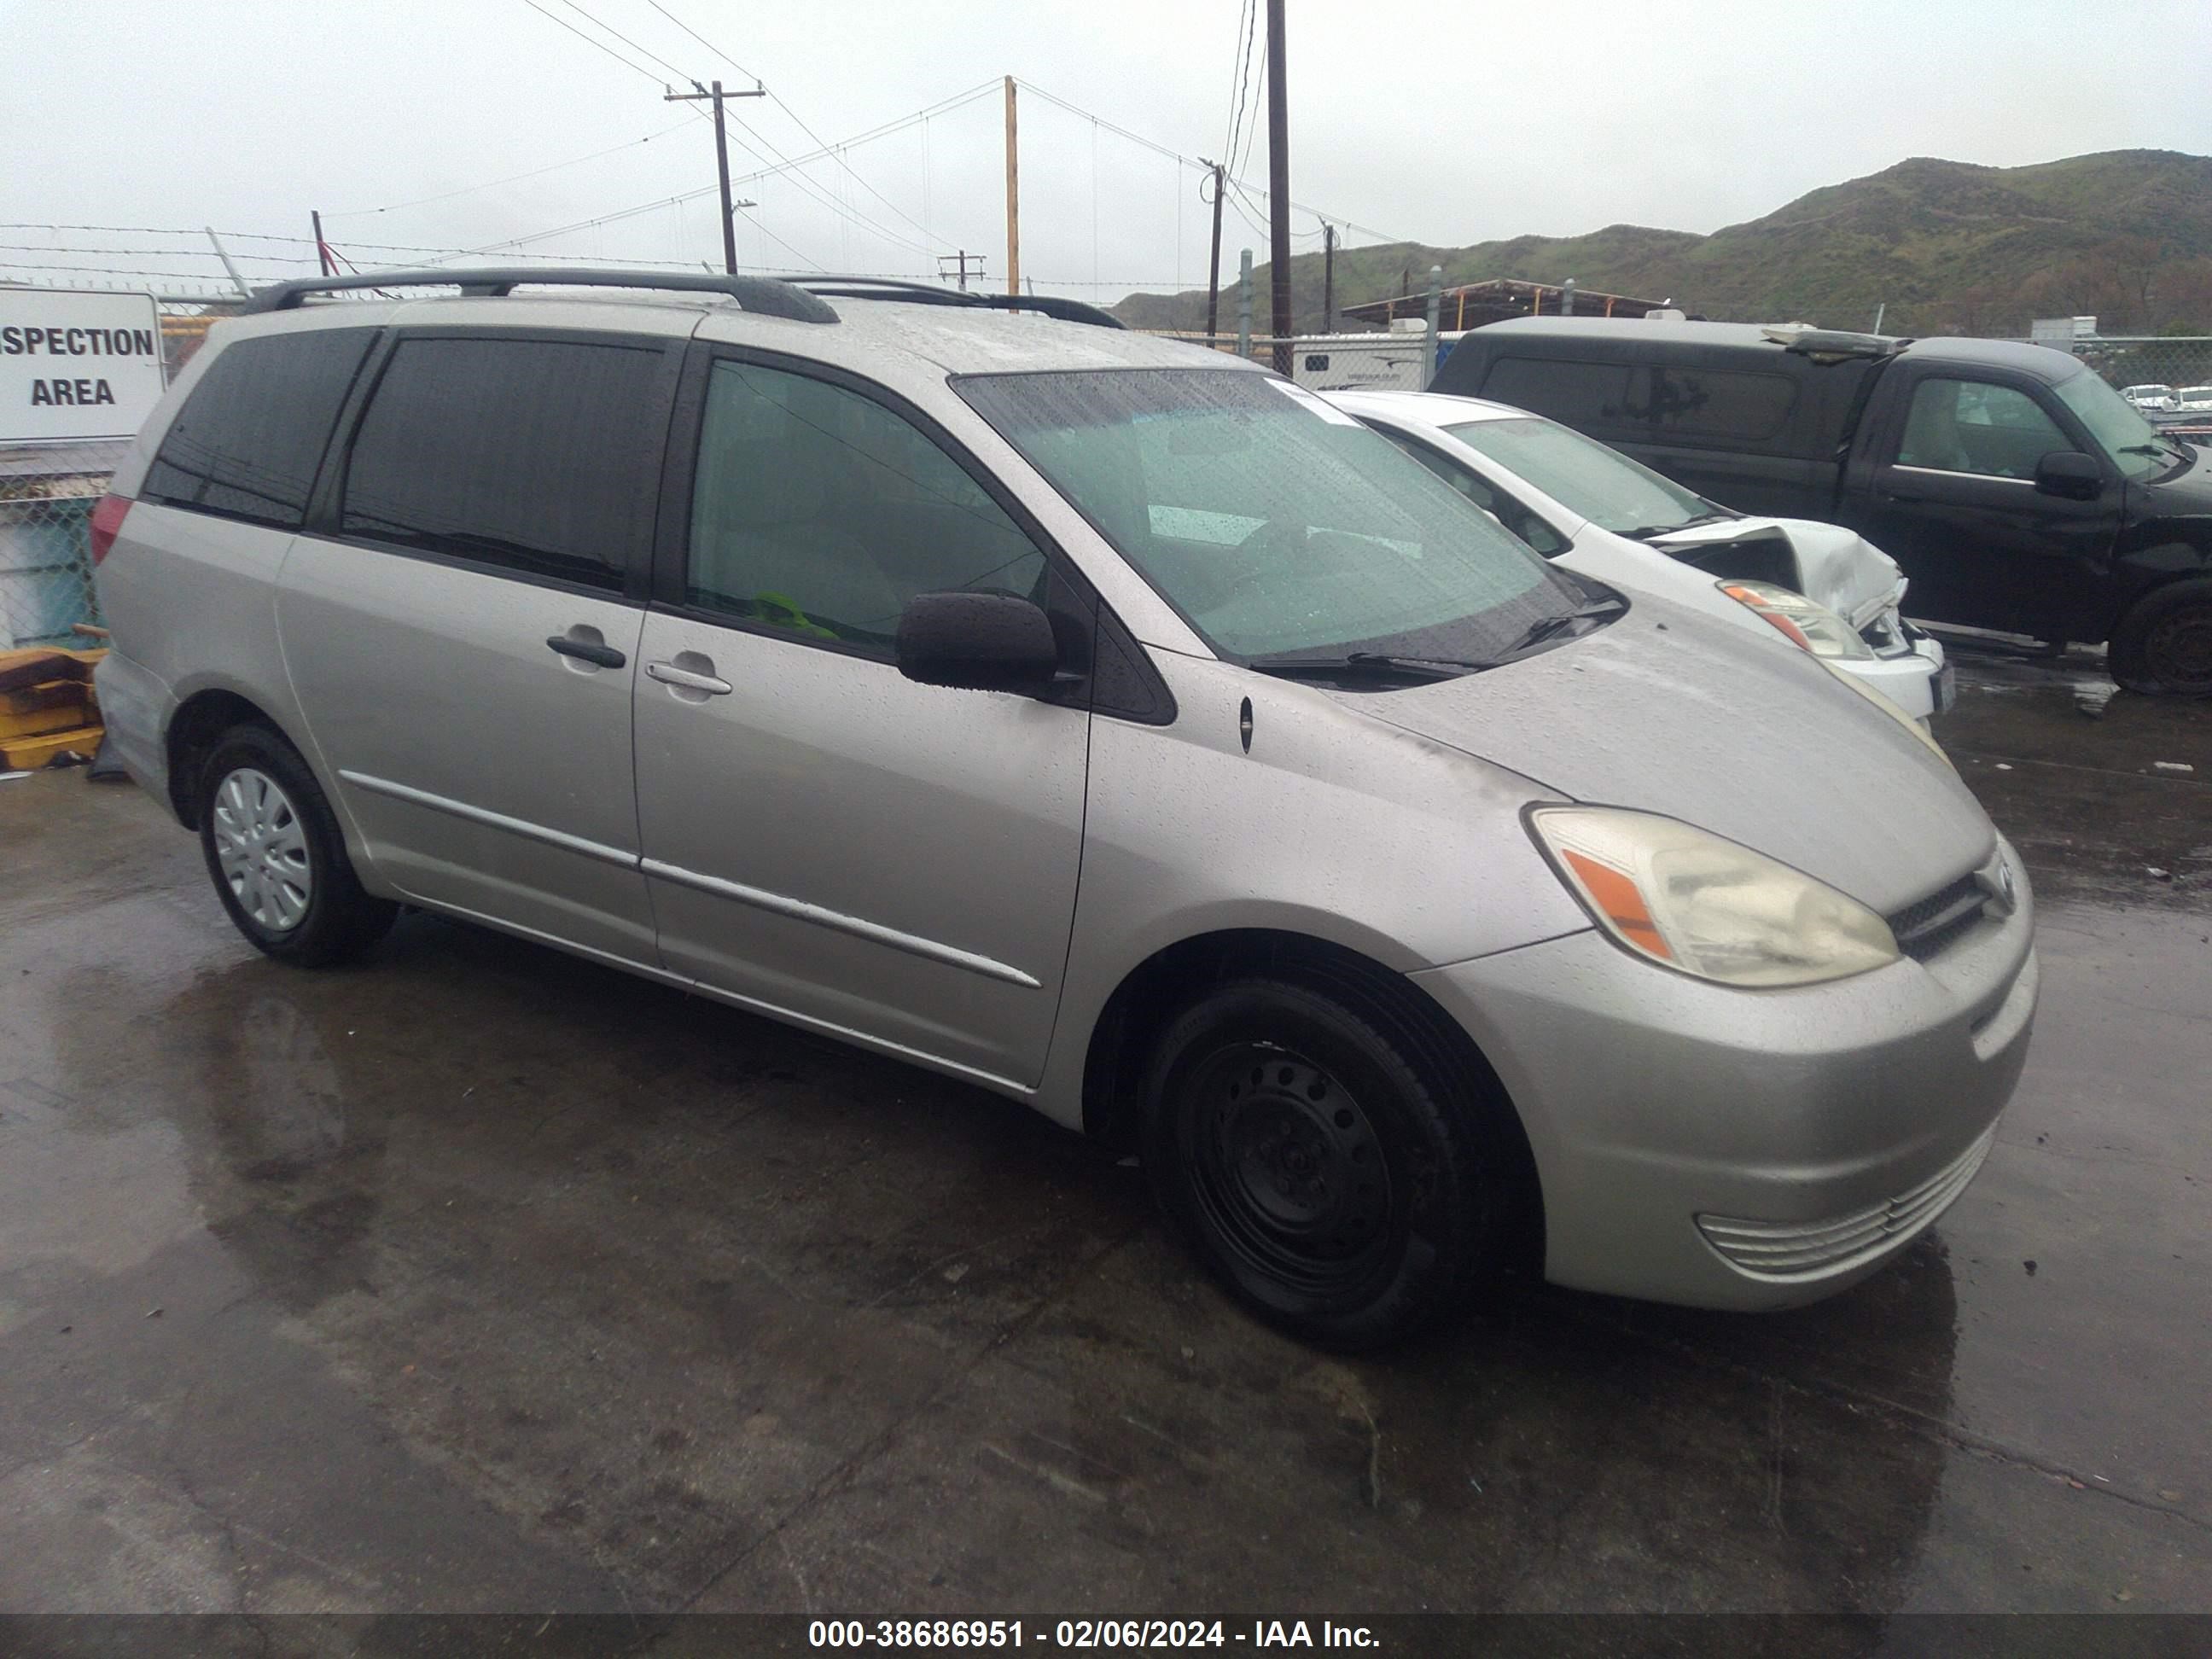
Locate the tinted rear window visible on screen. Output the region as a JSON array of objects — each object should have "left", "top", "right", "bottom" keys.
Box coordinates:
[
  {"left": 142, "top": 329, "right": 375, "bottom": 529},
  {"left": 1481, "top": 358, "right": 1634, "bottom": 427},
  {"left": 1642, "top": 364, "right": 1796, "bottom": 442},
  {"left": 339, "top": 335, "right": 666, "bottom": 591},
  {"left": 1481, "top": 355, "right": 1797, "bottom": 445}
]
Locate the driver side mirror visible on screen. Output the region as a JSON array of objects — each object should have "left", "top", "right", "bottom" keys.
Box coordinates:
[
  {"left": 895, "top": 591, "right": 1062, "bottom": 693},
  {"left": 2034, "top": 450, "right": 2103, "bottom": 501}
]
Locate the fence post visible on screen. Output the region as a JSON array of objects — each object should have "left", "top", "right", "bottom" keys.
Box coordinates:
[
  {"left": 1423, "top": 265, "right": 1443, "bottom": 388},
  {"left": 1237, "top": 248, "right": 1254, "bottom": 363}
]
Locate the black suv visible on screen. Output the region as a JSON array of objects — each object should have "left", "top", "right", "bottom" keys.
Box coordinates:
[{"left": 1435, "top": 318, "right": 2212, "bottom": 694}]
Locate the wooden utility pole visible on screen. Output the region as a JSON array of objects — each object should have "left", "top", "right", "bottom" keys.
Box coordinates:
[
  {"left": 1203, "top": 160, "right": 1225, "bottom": 340},
  {"left": 666, "top": 79, "right": 766, "bottom": 275},
  {"left": 311, "top": 211, "right": 332, "bottom": 277},
  {"left": 1322, "top": 223, "right": 1336, "bottom": 335},
  {"left": 1004, "top": 77, "right": 1021, "bottom": 296},
  {"left": 1265, "top": 0, "right": 1292, "bottom": 372}
]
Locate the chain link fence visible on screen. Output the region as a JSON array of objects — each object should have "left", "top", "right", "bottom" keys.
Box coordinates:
[
  {"left": 2025, "top": 335, "right": 2212, "bottom": 444},
  {"left": 0, "top": 440, "right": 128, "bottom": 651}
]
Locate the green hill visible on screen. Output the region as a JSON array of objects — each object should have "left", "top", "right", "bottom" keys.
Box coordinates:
[{"left": 1113, "top": 149, "right": 2212, "bottom": 337}]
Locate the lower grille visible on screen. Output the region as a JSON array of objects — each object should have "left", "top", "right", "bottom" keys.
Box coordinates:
[
  {"left": 1887, "top": 874, "right": 1986, "bottom": 962},
  {"left": 1697, "top": 1125, "right": 1998, "bottom": 1278}
]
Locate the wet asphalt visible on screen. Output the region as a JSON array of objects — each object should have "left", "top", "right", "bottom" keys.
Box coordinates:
[{"left": 0, "top": 645, "right": 2206, "bottom": 1626}]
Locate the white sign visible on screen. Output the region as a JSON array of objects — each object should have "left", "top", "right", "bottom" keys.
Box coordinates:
[
  {"left": 2030, "top": 316, "right": 2097, "bottom": 347},
  {"left": 1, "top": 288, "right": 166, "bottom": 444}
]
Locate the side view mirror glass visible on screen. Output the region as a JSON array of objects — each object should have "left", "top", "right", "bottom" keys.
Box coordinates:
[
  {"left": 895, "top": 591, "right": 1062, "bottom": 693},
  {"left": 2034, "top": 450, "right": 2103, "bottom": 501}
]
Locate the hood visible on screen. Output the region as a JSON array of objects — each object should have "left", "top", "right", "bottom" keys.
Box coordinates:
[
  {"left": 1334, "top": 593, "right": 1994, "bottom": 916},
  {"left": 2140, "top": 439, "right": 2212, "bottom": 509},
  {"left": 1649, "top": 516, "right": 1905, "bottom": 628}
]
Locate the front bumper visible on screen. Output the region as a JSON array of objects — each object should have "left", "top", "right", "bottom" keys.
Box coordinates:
[
  {"left": 1411, "top": 835, "right": 2035, "bottom": 1310},
  {"left": 1835, "top": 627, "right": 1947, "bottom": 723}
]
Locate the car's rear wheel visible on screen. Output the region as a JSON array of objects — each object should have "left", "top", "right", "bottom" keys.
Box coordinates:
[
  {"left": 198, "top": 724, "right": 396, "bottom": 965},
  {"left": 2110, "top": 579, "right": 2212, "bottom": 697},
  {"left": 1142, "top": 976, "right": 1523, "bottom": 1349}
]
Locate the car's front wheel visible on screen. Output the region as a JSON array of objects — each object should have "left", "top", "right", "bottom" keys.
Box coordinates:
[
  {"left": 197, "top": 724, "right": 397, "bottom": 965},
  {"left": 2110, "top": 578, "right": 2212, "bottom": 697},
  {"left": 1142, "top": 975, "right": 1524, "bottom": 1349}
]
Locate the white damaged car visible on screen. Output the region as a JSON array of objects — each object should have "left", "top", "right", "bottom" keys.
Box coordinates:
[{"left": 1329, "top": 388, "right": 1951, "bottom": 721}]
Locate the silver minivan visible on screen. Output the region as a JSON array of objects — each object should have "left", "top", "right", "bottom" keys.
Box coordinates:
[{"left": 91, "top": 271, "right": 2037, "bottom": 1348}]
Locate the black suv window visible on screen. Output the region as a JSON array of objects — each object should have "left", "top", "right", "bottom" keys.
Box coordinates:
[
  {"left": 1480, "top": 356, "right": 1796, "bottom": 445},
  {"left": 340, "top": 335, "right": 666, "bottom": 591},
  {"left": 142, "top": 329, "right": 374, "bottom": 529},
  {"left": 1638, "top": 366, "right": 1796, "bottom": 443},
  {"left": 1481, "top": 358, "right": 1634, "bottom": 428},
  {"left": 685, "top": 359, "right": 1045, "bottom": 650}
]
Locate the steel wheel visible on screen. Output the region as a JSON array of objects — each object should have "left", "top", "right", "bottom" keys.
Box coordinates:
[
  {"left": 1187, "top": 1043, "right": 1396, "bottom": 1299},
  {"left": 2144, "top": 605, "right": 2212, "bottom": 694},
  {"left": 210, "top": 766, "right": 314, "bottom": 932}
]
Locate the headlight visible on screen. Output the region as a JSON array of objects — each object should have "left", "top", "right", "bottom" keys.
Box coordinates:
[
  {"left": 1820, "top": 657, "right": 1954, "bottom": 768},
  {"left": 1718, "top": 579, "right": 1874, "bottom": 661},
  {"left": 1529, "top": 806, "right": 1900, "bottom": 987}
]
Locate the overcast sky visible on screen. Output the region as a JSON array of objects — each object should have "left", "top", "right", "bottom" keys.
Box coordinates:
[{"left": 6, "top": 0, "right": 2209, "bottom": 304}]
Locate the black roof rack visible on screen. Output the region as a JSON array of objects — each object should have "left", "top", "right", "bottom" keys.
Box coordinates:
[
  {"left": 783, "top": 276, "right": 1125, "bottom": 329},
  {"left": 241, "top": 267, "right": 838, "bottom": 323}
]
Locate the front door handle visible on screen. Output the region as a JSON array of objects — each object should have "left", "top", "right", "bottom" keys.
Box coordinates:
[
  {"left": 547, "top": 635, "right": 627, "bottom": 668},
  {"left": 646, "top": 659, "right": 733, "bottom": 696}
]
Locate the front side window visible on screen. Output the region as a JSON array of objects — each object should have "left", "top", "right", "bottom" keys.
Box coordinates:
[
  {"left": 1442, "top": 415, "right": 1721, "bottom": 539},
  {"left": 957, "top": 369, "right": 1576, "bottom": 661},
  {"left": 340, "top": 335, "right": 666, "bottom": 591},
  {"left": 685, "top": 360, "right": 1045, "bottom": 650},
  {"left": 143, "top": 329, "right": 375, "bottom": 529},
  {"left": 1895, "top": 378, "right": 2069, "bottom": 480}
]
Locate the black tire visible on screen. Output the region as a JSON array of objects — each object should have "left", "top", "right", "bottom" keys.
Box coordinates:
[
  {"left": 1141, "top": 976, "right": 1524, "bottom": 1350},
  {"left": 2109, "top": 578, "right": 2212, "bottom": 697},
  {"left": 196, "top": 724, "right": 397, "bottom": 966}
]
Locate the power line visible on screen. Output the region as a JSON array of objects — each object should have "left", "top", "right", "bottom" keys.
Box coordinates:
[
  {"left": 643, "top": 0, "right": 759, "bottom": 82},
  {"left": 634, "top": 1, "right": 949, "bottom": 253},
  {"left": 1222, "top": 0, "right": 1259, "bottom": 190},
  {"left": 323, "top": 120, "right": 696, "bottom": 218},
  {"left": 1015, "top": 79, "right": 1406, "bottom": 247},
  {"left": 722, "top": 81, "right": 997, "bottom": 192},
  {"left": 515, "top": 0, "right": 675, "bottom": 88},
  {"left": 508, "top": 0, "right": 923, "bottom": 268},
  {"left": 548, "top": 0, "right": 693, "bottom": 84}
]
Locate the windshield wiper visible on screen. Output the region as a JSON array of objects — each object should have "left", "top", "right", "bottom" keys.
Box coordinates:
[
  {"left": 1250, "top": 597, "right": 1627, "bottom": 684},
  {"left": 1248, "top": 650, "right": 1488, "bottom": 683},
  {"left": 1621, "top": 512, "right": 1736, "bottom": 540},
  {"left": 1494, "top": 595, "right": 1628, "bottom": 658},
  {"left": 2120, "top": 440, "right": 2189, "bottom": 463}
]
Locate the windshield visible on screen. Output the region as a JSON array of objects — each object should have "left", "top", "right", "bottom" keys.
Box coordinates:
[
  {"left": 2056, "top": 370, "right": 2180, "bottom": 481},
  {"left": 955, "top": 369, "right": 1580, "bottom": 661},
  {"left": 1441, "top": 415, "right": 1723, "bottom": 537}
]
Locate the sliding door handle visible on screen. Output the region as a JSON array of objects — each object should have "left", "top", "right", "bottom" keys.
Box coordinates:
[
  {"left": 646, "top": 659, "right": 733, "bottom": 696},
  {"left": 547, "top": 635, "right": 626, "bottom": 668}
]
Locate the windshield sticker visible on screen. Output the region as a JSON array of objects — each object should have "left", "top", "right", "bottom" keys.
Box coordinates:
[{"left": 1262, "top": 378, "right": 1362, "bottom": 426}]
